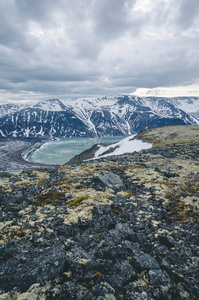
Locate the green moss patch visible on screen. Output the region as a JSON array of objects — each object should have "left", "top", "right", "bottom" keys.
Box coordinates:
[
  {"left": 35, "top": 190, "right": 65, "bottom": 206},
  {"left": 67, "top": 195, "right": 89, "bottom": 206}
]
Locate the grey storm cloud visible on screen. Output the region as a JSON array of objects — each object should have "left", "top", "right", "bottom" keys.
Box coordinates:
[
  {"left": 92, "top": 0, "right": 134, "bottom": 39},
  {"left": 0, "top": 0, "right": 199, "bottom": 103},
  {"left": 177, "top": 0, "right": 199, "bottom": 30}
]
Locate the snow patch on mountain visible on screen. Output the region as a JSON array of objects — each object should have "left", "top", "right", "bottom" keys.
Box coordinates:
[
  {"left": 167, "top": 97, "right": 199, "bottom": 121},
  {"left": 32, "top": 99, "right": 65, "bottom": 111},
  {"left": 0, "top": 104, "right": 26, "bottom": 118},
  {"left": 0, "top": 95, "right": 198, "bottom": 138},
  {"left": 94, "top": 135, "right": 152, "bottom": 159},
  {"left": 169, "top": 97, "right": 199, "bottom": 113}
]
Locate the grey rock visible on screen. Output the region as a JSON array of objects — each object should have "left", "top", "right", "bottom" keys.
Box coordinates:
[
  {"left": 131, "top": 250, "right": 160, "bottom": 271},
  {"left": 90, "top": 172, "right": 123, "bottom": 190},
  {"left": 29, "top": 214, "right": 38, "bottom": 221},
  {"left": 50, "top": 186, "right": 57, "bottom": 192},
  {"left": 26, "top": 195, "right": 35, "bottom": 203},
  {"left": 0, "top": 244, "right": 66, "bottom": 292},
  {"left": 62, "top": 282, "right": 94, "bottom": 300},
  {"left": 158, "top": 234, "right": 174, "bottom": 249},
  {"left": 149, "top": 269, "right": 171, "bottom": 286}
]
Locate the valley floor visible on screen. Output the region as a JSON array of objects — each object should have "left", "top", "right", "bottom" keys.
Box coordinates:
[{"left": 0, "top": 138, "right": 55, "bottom": 173}]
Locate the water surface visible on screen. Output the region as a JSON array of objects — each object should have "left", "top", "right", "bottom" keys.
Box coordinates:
[{"left": 29, "top": 136, "right": 123, "bottom": 165}]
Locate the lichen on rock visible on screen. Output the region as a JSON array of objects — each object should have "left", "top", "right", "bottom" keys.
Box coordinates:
[{"left": 0, "top": 125, "right": 199, "bottom": 299}]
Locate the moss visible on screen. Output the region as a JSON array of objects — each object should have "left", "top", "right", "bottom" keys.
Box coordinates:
[
  {"left": 164, "top": 173, "right": 199, "bottom": 224},
  {"left": 148, "top": 221, "right": 153, "bottom": 228},
  {"left": 35, "top": 190, "right": 65, "bottom": 206},
  {"left": 91, "top": 271, "right": 101, "bottom": 278},
  {"left": 75, "top": 183, "right": 87, "bottom": 190},
  {"left": 142, "top": 180, "right": 173, "bottom": 187},
  {"left": 166, "top": 194, "right": 198, "bottom": 223},
  {"left": 15, "top": 230, "right": 26, "bottom": 237},
  {"left": 124, "top": 190, "right": 134, "bottom": 197},
  {"left": 181, "top": 183, "right": 198, "bottom": 195},
  {"left": 136, "top": 125, "right": 199, "bottom": 147},
  {"left": 53, "top": 182, "right": 72, "bottom": 191},
  {"left": 67, "top": 195, "right": 89, "bottom": 206}
]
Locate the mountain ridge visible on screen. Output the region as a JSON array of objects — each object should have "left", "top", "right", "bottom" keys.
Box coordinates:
[{"left": 0, "top": 95, "right": 198, "bottom": 138}]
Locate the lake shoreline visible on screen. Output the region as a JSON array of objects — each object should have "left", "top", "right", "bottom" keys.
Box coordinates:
[
  {"left": 0, "top": 136, "right": 125, "bottom": 173},
  {"left": 0, "top": 137, "right": 58, "bottom": 173},
  {"left": 29, "top": 136, "right": 124, "bottom": 165}
]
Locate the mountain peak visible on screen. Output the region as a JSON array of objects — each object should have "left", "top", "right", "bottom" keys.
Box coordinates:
[
  {"left": 0, "top": 95, "right": 198, "bottom": 138},
  {"left": 32, "top": 99, "right": 65, "bottom": 111}
]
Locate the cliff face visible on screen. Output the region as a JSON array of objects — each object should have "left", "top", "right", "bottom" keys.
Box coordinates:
[{"left": 0, "top": 125, "right": 199, "bottom": 299}]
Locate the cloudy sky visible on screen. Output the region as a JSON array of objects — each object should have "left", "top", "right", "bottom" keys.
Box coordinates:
[{"left": 0, "top": 0, "right": 199, "bottom": 104}]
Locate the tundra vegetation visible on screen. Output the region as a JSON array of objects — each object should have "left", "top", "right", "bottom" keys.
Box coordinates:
[{"left": 0, "top": 125, "right": 199, "bottom": 299}]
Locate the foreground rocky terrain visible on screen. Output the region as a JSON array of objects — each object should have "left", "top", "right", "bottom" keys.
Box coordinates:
[{"left": 0, "top": 125, "right": 199, "bottom": 299}]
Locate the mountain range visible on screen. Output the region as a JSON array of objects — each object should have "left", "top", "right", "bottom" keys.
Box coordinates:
[{"left": 0, "top": 95, "right": 198, "bottom": 138}]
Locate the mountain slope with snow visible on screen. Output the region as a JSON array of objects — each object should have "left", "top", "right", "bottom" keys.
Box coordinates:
[
  {"left": 166, "top": 97, "right": 199, "bottom": 119},
  {"left": 0, "top": 95, "right": 198, "bottom": 138},
  {"left": 0, "top": 104, "right": 26, "bottom": 118},
  {"left": 94, "top": 135, "right": 152, "bottom": 159}
]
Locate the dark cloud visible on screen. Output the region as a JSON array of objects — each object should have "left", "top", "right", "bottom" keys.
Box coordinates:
[
  {"left": 177, "top": 0, "right": 199, "bottom": 30},
  {"left": 15, "top": 0, "right": 55, "bottom": 21},
  {"left": 0, "top": 0, "right": 199, "bottom": 104},
  {"left": 92, "top": 0, "right": 132, "bottom": 40}
]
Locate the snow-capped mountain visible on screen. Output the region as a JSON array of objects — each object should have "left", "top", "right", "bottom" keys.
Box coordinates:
[
  {"left": 166, "top": 97, "right": 199, "bottom": 119},
  {"left": 0, "top": 96, "right": 198, "bottom": 138},
  {"left": 0, "top": 104, "right": 26, "bottom": 118}
]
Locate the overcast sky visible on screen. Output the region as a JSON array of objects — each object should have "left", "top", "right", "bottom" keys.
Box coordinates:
[{"left": 0, "top": 0, "right": 199, "bottom": 104}]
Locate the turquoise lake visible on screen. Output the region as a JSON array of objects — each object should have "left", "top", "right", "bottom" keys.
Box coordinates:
[{"left": 29, "top": 136, "right": 123, "bottom": 165}]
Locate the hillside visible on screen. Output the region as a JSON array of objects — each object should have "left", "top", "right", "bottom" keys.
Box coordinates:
[
  {"left": 0, "top": 125, "right": 199, "bottom": 299},
  {"left": 0, "top": 96, "right": 198, "bottom": 138}
]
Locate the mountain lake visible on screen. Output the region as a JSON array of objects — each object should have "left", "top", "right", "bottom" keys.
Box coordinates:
[{"left": 28, "top": 136, "right": 123, "bottom": 165}]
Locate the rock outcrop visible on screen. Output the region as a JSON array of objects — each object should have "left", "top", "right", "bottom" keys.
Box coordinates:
[{"left": 0, "top": 125, "right": 199, "bottom": 299}]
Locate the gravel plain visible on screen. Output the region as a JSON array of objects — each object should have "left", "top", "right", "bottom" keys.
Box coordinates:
[{"left": 0, "top": 138, "right": 55, "bottom": 174}]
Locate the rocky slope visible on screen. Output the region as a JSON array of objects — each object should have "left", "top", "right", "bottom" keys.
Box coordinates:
[
  {"left": 0, "top": 96, "right": 198, "bottom": 138},
  {"left": 0, "top": 125, "right": 199, "bottom": 299}
]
